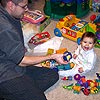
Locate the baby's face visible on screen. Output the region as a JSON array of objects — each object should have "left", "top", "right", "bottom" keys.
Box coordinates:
[{"left": 81, "top": 37, "right": 94, "bottom": 51}]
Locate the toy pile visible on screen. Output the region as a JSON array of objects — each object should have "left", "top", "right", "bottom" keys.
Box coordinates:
[
  {"left": 63, "top": 73, "right": 100, "bottom": 96},
  {"left": 41, "top": 48, "right": 73, "bottom": 69}
]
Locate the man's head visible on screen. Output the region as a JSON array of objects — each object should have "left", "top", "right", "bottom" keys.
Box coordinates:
[{"left": 1, "top": 0, "right": 28, "bottom": 18}]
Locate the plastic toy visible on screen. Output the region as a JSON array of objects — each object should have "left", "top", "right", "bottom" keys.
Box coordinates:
[
  {"left": 29, "top": 32, "right": 50, "bottom": 45},
  {"left": 41, "top": 48, "right": 67, "bottom": 68},
  {"left": 63, "top": 73, "right": 100, "bottom": 95},
  {"left": 63, "top": 51, "right": 72, "bottom": 62},
  {"left": 63, "top": 83, "right": 73, "bottom": 90},
  {"left": 96, "top": 73, "right": 100, "bottom": 79},
  {"left": 90, "top": 14, "right": 96, "bottom": 23},
  {"left": 41, "top": 60, "right": 56, "bottom": 68},
  {"left": 56, "top": 50, "right": 73, "bottom": 71},
  {"left": 47, "top": 48, "right": 54, "bottom": 55},
  {"left": 92, "top": 0, "right": 100, "bottom": 12},
  {"left": 91, "top": 14, "right": 100, "bottom": 48},
  {"left": 44, "top": 0, "right": 90, "bottom": 19},
  {"left": 57, "top": 62, "right": 75, "bottom": 71},
  {"left": 90, "top": 87, "right": 99, "bottom": 94},
  {"left": 94, "top": 14, "right": 100, "bottom": 23},
  {"left": 74, "top": 74, "right": 82, "bottom": 80},
  {"left": 89, "top": 81, "right": 98, "bottom": 88},
  {"left": 74, "top": 74, "right": 89, "bottom": 88},
  {"left": 41, "top": 48, "right": 73, "bottom": 68},
  {"left": 56, "top": 48, "right": 67, "bottom": 54},
  {"left": 22, "top": 10, "right": 45, "bottom": 24},
  {"left": 41, "top": 60, "right": 51, "bottom": 68},
  {"left": 61, "top": 76, "right": 72, "bottom": 81},
  {"left": 81, "top": 88, "right": 90, "bottom": 96},
  {"left": 73, "top": 83, "right": 81, "bottom": 94},
  {"left": 54, "top": 14, "right": 97, "bottom": 43}
]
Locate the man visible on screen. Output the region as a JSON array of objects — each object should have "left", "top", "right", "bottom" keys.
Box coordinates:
[{"left": 0, "top": 0, "right": 68, "bottom": 100}]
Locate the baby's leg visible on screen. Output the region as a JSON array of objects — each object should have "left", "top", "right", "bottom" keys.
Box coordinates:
[{"left": 58, "top": 65, "right": 80, "bottom": 77}]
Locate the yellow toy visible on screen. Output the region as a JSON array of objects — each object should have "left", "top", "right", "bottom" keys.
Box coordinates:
[
  {"left": 54, "top": 14, "right": 97, "bottom": 43},
  {"left": 46, "top": 48, "right": 54, "bottom": 55},
  {"left": 56, "top": 48, "right": 67, "bottom": 54}
]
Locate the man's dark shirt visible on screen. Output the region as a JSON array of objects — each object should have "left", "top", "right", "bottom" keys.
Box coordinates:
[{"left": 0, "top": 5, "right": 26, "bottom": 83}]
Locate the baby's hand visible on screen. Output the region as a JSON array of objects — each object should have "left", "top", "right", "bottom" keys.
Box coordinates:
[
  {"left": 73, "top": 54, "right": 77, "bottom": 59},
  {"left": 78, "top": 67, "right": 84, "bottom": 73}
]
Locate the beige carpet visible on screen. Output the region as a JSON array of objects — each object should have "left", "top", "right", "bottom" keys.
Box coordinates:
[{"left": 28, "top": 0, "right": 100, "bottom": 100}]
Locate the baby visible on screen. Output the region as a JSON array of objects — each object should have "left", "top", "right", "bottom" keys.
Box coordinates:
[{"left": 59, "top": 32, "right": 97, "bottom": 77}]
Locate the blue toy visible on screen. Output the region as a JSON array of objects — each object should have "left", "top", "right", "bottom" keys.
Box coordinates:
[
  {"left": 57, "top": 63, "right": 71, "bottom": 70},
  {"left": 96, "top": 73, "right": 100, "bottom": 79},
  {"left": 94, "top": 14, "right": 100, "bottom": 23},
  {"left": 56, "top": 51, "right": 73, "bottom": 70},
  {"left": 63, "top": 51, "right": 72, "bottom": 62}
]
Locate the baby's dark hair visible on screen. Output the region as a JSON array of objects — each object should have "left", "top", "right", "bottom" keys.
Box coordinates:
[{"left": 81, "top": 32, "right": 97, "bottom": 44}]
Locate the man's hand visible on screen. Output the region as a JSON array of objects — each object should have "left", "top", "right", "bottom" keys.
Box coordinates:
[{"left": 51, "top": 54, "right": 69, "bottom": 65}]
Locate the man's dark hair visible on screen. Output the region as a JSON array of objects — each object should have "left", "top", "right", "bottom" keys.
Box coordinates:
[{"left": 1, "top": 0, "right": 24, "bottom": 7}]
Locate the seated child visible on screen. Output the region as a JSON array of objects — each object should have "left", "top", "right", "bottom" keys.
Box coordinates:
[{"left": 59, "top": 32, "right": 97, "bottom": 77}]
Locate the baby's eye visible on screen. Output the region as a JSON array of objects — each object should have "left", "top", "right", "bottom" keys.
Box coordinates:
[
  {"left": 83, "top": 41, "right": 87, "bottom": 43},
  {"left": 89, "top": 42, "right": 93, "bottom": 44}
]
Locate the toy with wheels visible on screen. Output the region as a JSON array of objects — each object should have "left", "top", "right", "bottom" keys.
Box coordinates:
[
  {"left": 77, "top": 37, "right": 81, "bottom": 45},
  {"left": 54, "top": 28, "right": 62, "bottom": 37},
  {"left": 54, "top": 14, "right": 97, "bottom": 43},
  {"left": 44, "top": 0, "right": 90, "bottom": 19}
]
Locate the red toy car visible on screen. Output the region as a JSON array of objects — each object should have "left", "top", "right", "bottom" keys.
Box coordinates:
[{"left": 29, "top": 32, "right": 50, "bottom": 45}]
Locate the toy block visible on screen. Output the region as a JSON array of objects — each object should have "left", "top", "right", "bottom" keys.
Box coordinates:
[
  {"left": 56, "top": 48, "right": 67, "bottom": 54},
  {"left": 47, "top": 48, "right": 54, "bottom": 55}
]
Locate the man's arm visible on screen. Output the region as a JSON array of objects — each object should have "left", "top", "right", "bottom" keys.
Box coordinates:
[{"left": 19, "top": 54, "right": 69, "bottom": 67}]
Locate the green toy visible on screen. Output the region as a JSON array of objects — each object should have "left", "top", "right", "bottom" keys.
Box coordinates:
[{"left": 44, "top": 0, "right": 90, "bottom": 19}]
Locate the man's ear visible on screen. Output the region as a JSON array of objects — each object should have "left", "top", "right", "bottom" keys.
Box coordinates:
[{"left": 7, "top": 1, "right": 15, "bottom": 10}]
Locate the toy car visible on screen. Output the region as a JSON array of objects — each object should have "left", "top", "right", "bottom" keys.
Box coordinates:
[
  {"left": 54, "top": 15, "right": 97, "bottom": 43},
  {"left": 29, "top": 32, "right": 50, "bottom": 45}
]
